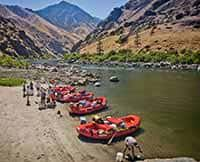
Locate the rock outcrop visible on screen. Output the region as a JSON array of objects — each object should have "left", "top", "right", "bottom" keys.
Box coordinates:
[{"left": 0, "top": 16, "right": 42, "bottom": 58}]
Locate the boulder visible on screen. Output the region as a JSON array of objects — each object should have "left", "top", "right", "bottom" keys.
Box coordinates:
[
  {"left": 144, "top": 63, "right": 153, "bottom": 68},
  {"left": 197, "top": 66, "right": 200, "bottom": 71},
  {"left": 110, "top": 76, "right": 119, "bottom": 82},
  {"left": 94, "top": 82, "right": 101, "bottom": 87},
  {"left": 50, "top": 67, "right": 58, "bottom": 72},
  {"left": 171, "top": 65, "right": 177, "bottom": 70}
]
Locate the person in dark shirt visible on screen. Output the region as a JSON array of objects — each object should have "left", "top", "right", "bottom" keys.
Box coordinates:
[{"left": 23, "top": 83, "right": 26, "bottom": 98}]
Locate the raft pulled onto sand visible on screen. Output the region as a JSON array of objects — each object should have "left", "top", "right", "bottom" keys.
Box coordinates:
[
  {"left": 69, "top": 96, "right": 107, "bottom": 115},
  {"left": 59, "top": 90, "right": 94, "bottom": 103},
  {"left": 76, "top": 115, "right": 141, "bottom": 140}
]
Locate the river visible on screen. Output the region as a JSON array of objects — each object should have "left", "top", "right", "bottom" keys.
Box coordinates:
[{"left": 83, "top": 66, "right": 200, "bottom": 160}]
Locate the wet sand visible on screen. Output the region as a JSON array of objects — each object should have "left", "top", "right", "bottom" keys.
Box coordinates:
[{"left": 0, "top": 86, "right": 118, "bottom": 162}]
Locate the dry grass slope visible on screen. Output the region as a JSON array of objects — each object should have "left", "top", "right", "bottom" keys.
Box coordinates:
[{"left": 80, "top": 25, "right": 200, "bottom": 54}]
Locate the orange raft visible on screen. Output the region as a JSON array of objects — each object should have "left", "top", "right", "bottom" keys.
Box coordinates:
[
  {"left": 69, "top": 96, "right": 107, "bottom": 115},
  {"left": 76, "top": 115, "right": 141, "bottom": 140}
]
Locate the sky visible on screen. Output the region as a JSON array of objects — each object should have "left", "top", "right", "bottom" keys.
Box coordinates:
[{"left": 0, "top": 0, "right": 128, "bottom": 19}]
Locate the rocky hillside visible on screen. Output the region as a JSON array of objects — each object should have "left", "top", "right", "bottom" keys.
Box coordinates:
[
  {"left": 77, "top": 0, "right": 200, "bottom": 54},
  {"left": 36, "top": 1, "right": 100, "bottom": 39},
  {"left": 0, "top": 16, "right": 42, "bottom": 58},
  {"left": 0, "top": 4, "right": 81, "bottom": 58}
]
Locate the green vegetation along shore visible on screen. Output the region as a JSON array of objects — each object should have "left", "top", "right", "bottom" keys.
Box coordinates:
[
  {"left": 64, "top": 50, "right": 200, "bottom": 65},
  {"left": 0, "top": 54, "right": 29, "bottom": 68},
  {"left": 0, "top": 77, "right": 26, "bottom": 87}
]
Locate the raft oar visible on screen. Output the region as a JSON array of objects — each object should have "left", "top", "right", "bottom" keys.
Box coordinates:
[{"left": 107, "top": 132, "right": 117, "bottom": 145}]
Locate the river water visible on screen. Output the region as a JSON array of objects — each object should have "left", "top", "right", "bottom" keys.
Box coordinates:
[{"left": 83, "top": 66, "right": 200, "bottom": 160}]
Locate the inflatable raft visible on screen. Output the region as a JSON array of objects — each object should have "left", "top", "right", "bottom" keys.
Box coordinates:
[
  {"left": 54, "top": 85, "right": 75, "bottom": 95},
  {"left": 60, "top": 90, "right": 94, "bottom": 103},
  {"left": 76, "top": 115, "right": 141, "bottom": 140},
  {"left": 69, "top": 96, "right": 107, "bottom": 115}
]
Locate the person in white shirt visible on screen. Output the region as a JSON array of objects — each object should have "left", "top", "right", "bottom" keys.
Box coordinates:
[{"left": 123, "top": 136, "right": 143, "bottom": 160}]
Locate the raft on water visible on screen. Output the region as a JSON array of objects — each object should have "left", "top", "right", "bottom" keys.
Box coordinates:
[
  {"left": 76, "top": 115, "right": 141, "bottom": 140},
  {"left": 69, "top": 96, "right": 107, "bottom": 115}
]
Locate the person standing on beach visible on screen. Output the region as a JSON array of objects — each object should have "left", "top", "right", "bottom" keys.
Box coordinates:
[
  {"left": 40, "top": 88, "right": 46, "bottom": 108},
  {"left": 30, "top": 81, "right": 34, "bottom": 96},
  {"left": 26, "top": 85, "right": 31, "bottom": 106},
  {"left": 47, "top": 86, "right": 51, "bottom": 104},
  {"left": 23, "top": 83, "right": 26, "bottom": 98},
  {"left": 123, "top": 136, "right": 143, "bottom": 160},
  {"left": 35, "top": 81, "right": 41, "bottom": 97}
]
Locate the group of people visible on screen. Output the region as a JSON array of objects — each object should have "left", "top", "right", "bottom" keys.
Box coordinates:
[{"left": 22, "top": 81, "right": 56, "bottom": 109}]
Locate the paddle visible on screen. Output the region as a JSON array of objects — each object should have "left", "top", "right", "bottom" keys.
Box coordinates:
[{"left": 107, "top": 132, "right": 117, "bottom": 145}]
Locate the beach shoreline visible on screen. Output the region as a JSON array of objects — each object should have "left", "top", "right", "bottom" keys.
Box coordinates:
[{"left": 0, "top": 86, "right": 198, "bottom": 162}]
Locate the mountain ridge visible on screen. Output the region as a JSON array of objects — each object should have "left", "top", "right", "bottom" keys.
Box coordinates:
[
  {"left": 77, "top": 0, "right": 200, "bottom": 54},
  {"left": 36, "top": 1, "right": 101, "bottom": 38},
  {"left": 0, "top": 1, "right": 101, "bottom": 58}
]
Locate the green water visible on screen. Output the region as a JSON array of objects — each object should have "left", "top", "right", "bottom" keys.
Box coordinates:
[{"left": 85, "top": 67, "right": 200, "bottom": 159}]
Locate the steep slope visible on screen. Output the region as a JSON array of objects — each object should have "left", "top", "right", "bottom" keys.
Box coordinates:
[
  {"left": 0, "top": 16, "right": 42, "bottom": 58},
  {"left": 0, "top": 4, "right": 81, "bottom": 57},
  {"left": 36, "top": 1, "right": 100, "bottom": 38},
  {"left": 77, "top": 0, "right": 200, "bottom": 53}
]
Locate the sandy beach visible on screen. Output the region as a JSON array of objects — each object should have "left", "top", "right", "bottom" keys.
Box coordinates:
[{"left": 0, "top": 86, "right": 118, "bottom": 162}]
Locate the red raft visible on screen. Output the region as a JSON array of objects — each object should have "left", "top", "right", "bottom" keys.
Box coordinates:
[
  {"left": 53, "top": 85, "right": 76, "bottom": 101},
  {"left": 53, "top": 85, "right": 76, "bottom": 95},
  {"left": 59, "top": 90, "right": 94, "bottom": 103},
  {"left": 69, "top": 97, "right": 107, "bottom": 115},
  {"left": 76, "top": 115, "right": 141, "bottom": 140}
]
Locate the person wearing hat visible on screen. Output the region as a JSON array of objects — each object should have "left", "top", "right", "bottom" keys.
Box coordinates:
[{"left": 123, "top": 136, "right": 143, "bottom": 160}]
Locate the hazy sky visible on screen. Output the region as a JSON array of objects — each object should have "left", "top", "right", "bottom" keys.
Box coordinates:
[{"left": 0, "top": 0, "right": 128, "bottom": 18}]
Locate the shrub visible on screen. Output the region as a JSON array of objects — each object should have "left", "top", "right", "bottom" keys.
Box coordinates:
[
  {"left": 63, "top": 50, "right": 200, "bottom": 64},
  {"left": 0, "top": 55, "right": 29, "bottom": 68},
  {"left": 0, "top": 78, "right": 26, "bottom": 87}
]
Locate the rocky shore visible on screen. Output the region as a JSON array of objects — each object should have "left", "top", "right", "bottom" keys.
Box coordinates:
[
  {"left": 0, "top": 65, "right": 100, "bottom": 87},
  {"left": 66, "top": 60, "right": 200, "bottom": 71}
]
